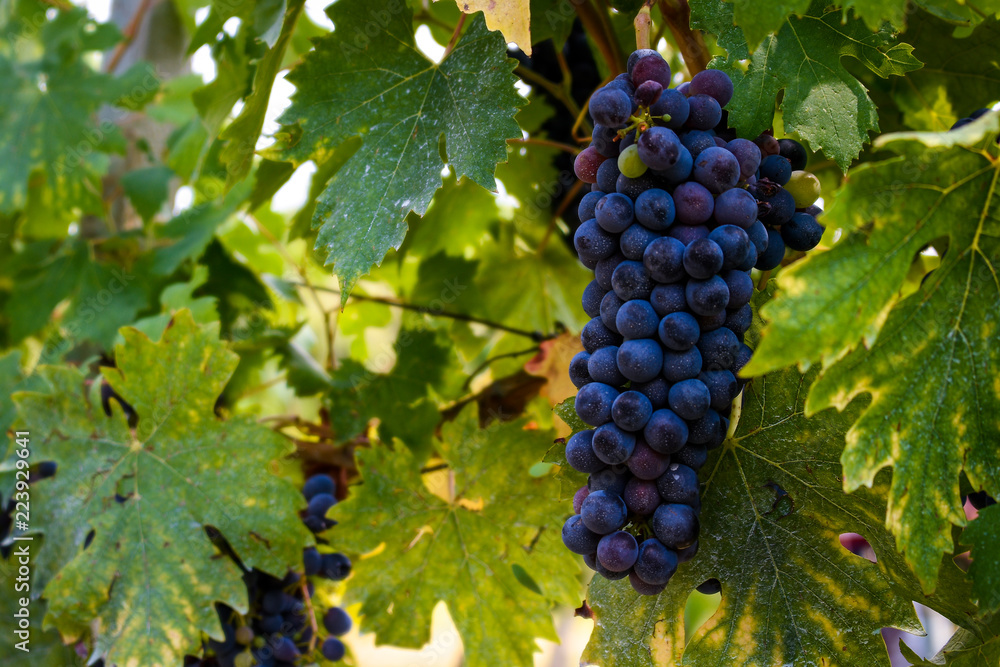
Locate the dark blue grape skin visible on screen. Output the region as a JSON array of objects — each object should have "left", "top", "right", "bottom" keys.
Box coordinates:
[
  {"left": 574, "top": 219, "right": 618, "bottom": 261},
  {"left": 581, "top": 489, "right": 628, "bottom": 534},
  {"left": 590, "top": 87, "right": 632, "bottom": 127},
  {"left": 593, "top": 422, "right": 638, "bottom": 464},
  {"left": 643, "top": 408, "right": 689, "bottom": 454},
  {"left": 588, "top": 346, "right": 627, "bottom": 386},
  {"left": 685, "top": 94, "right": 723, "bottom": 130},
  {"left": 697, "top": 579, "right": 723, "bottom": 595},
  {"left": 690, "top": 68, "right": 734, "bottom": 106},
  {"left": 638, "top": 126, "right": 683, "bottom": 170},
  {"left": 686, "top": 275, "right": 730, "bottom": 316},
  {"left": 260, "top": 613, "right": 283, "bottom": 634},
  {"left": 658, "top": 311, "right": 700, "bottom": 351},
  {"left": 600, "top": 291, "right": 624, "bottom": 333},
  {"left": 595, "top": 252, "right": 625, "bottom": 290},
  {"left": 759, "top": 186, "right": 795, "bottom": 225},
  {"left": 713, "top": 187, "right": 758, "bottom": 229},
  {"left": 635, "top": 80, "right": 663, "bottom": 107},
  {"left": 673, "top": 443, "right": 708, "bottom": 471},
  {"left": 303, "top": 546, "right": 322, "bottom": 576},
  {"left": 652, "top": 503, "right": 700, "bottom": 550},
  {"left": 708, "top": 226, "right": 751, "bottom": 271},
  {"left": 616, "top": 299, "right": 660, "bottom": 339},
  {"left": 736, "top": 242, "right": 757, "bottom": 272},
  {"left": 563, "top": 514, "right": 602, "bottom": 554},
  {"left": 621, "top": 223, "right": 661, "bottom": 260},
  {"left": 320, "top": 552, "right": 352, "bottom": 580},
  {"left": 696, "top": 310, "right": 727, "bottom": 333},
  {"left": 612, "top": 260, "right": 655, "bottom": 301},
  {"left": 725, "top": 138, "right": 762, "bottom": 181},
  {"left": 273, "top": 637, "right": 301, "bottom": 661},
  {"left": 573, "top": 487, "right": 590, "bottom": 515},
  {"left": 734, "top": 343, "right": 753, "bottom": 379},
  {"left": 653, "top": 145, "right": 693, "bottom": 183},
  {"left": 747, "top": 220, "right": 769, "bottom": 254},
  {"left": 700, "top": 370, "right": 738, "bottom": 411},
  {"left": 581, "top": 317, "right": 622, "bottom": 353},
  {"left": 631, "top": 53, "right": 671, "bottom": 87},
  {"left": 668, "top": 379, "right": 711, "bottom": 420},
  {"left": 580, "top": 254, "right": 599, "bottom": 271},
  {"left": 307, "top": 493, "right": 337, "bottom": 521},
  {"left": 575, "top": 381, "right": 619, "bottom": 426},
  {"left": 755, "top": 228, "right": 785, "bottom": 271},
  {"left": 662, "top": 347, "right": 703, "bottom": 382},
  {"left": 722, "top": 269, "right": 754, "bottom": 309},
  {"left": 566, "top": 429, "right": 607, "bottom": 473},
  {"left": 584, "top": 552, "right": 630, "bottom": 580},
  {"left": 781, "top": 212, "right": 824, "bottom": 251},
  {"left": 642, "top": 236, "right": 685, "bottom": 289},
  {"left": 597, "top": 158, "right": 622, "bottom": 194},
  {"left": 595, "top": 192, "right": 634, "bottom": 233},
  {"left": 634, "top": 377, "right": 670, "bottom": 409},
  {"left": 634, "top": 538, "right": 679, "bottom": 586},
  {"left": 322, "top": 638, "right": 346, "bottom": 661},
  {"left": 668, "top": 224, "right": 709, "bottom": 246},
  {"left": 725, "top": 303, "right": 753, "bottom": 337},
  {"left": 592, "top": 125, "right": 620, "bottom": 158},
  {"left": 650, "top": 89, "right": 690, "bottom": 129},
  {"left": 693, "top": 146, "right": 741, "bottom": 194},
  {"left": 650, "top": 283, "right": 687, "bottom": 316},
  {"left": 617, "top": 338, "right": 663, "bottom": 383},
  {"left": 677, "top": 539, "right": 699, "bottom": 563},
  {"left": 589, "top": 468, "right": 631, "bottom": 496},
  {"left": 617, "top": 172, "right": 663, "bottom": 200},
  {"left": 303, "top": 474, "right": 336, "bottom": 500},
  {"left": 597, "top": 530, "right": 640, "bottom": 572},
  {"left": 627, "top": 438, "right": 670, "bottom": 480},
  {"left": 759, "top": 155, "right": 792, "bottom": 185},
  {"left": 570, "top": 351, "right": 593, "bottom": 389},
  {"left": 682, "top": 238, "right": 725, "bottom": 279},
  {"left": 624, "top": 477, "right": 661, "bottom": 516},
  {"left": 778, "top": 138, "right": 808, "bottom": 171},
  {"left": 688, "top": 409, "right": 721, "bottom": 445},
  {"left": 582, "top": 280, "right": 605, "bottom": 318},
  {"left": 673, "top": 181, "right": 715, "bottom": 226},
  {"left": 612, "top": 390, "right": 654, "bottom": 431},
  {"left": 803, "top": 204, "right": 823, "bottom": 218},
  {"left": 698, "top": 327, "right": 740, "bottom": 370},
  {"left": 630, "top": 571, "right": 667, "bottom": 595},
  {"left": 323, "top": 607, "right": 353, "bottom": 636},
  {"left": 634, "top": 188, "right": 676, "bottom": 230},
  {"left": 680, "top": 130, "right": 716, "bottom": 159},
  {"left": 611, "top": 72, "right": 637, "bottom": 95}
]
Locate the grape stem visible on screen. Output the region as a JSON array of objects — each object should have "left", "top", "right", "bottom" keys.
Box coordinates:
[
  {"left": 634, "top": 1, "right": 655, "bottom": 50},
  {"left": 657, "top": 0, "right": 710, "bottom": 76},
  {"left": 104, "top": 0, "right": 155, "bottom": 73},
  {"left": 461, "top": 346, "right": 541, "bottom": 390},
  {"left": 515, "top": 66, "right": 587, "bottom": 132},
  {"left": 442, "top": 13, "right": 467, "bottom": 59},
  {"left": 507, "top": 137, "right": 580, "bottom": 154},
  {"left": 299, "top": 579, "right": 320, "bottom": 654}
]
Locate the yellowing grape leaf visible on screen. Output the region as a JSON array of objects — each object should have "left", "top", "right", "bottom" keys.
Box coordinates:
[
  {"left": 12, "top": 310, "right": 312, "bottom": 667},
  {"left": 963, "top": 504, "right": 1000, "bottom": 614},
  {"left": 277, "top": 0, "right": 524, "bottom": 305},
  {"left": 746, "top": 113, "right": 1000, "bottom": 592},
  {"left": 582, "top": 365, "right": 980, "bottom": 666},
  {"left": 331, "top": 404, "right": 581, "bottom": 667},
  {"left": 451, "top": 0, "right": 532, "bottom": 54}
]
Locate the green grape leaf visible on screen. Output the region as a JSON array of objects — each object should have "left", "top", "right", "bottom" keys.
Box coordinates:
[
  {"left": 0, "top": 8, "right": 158, "bottom": 215},
  {"left": 903, "top": 614, "right": 1000, "bottom": 666},
  {"left": 276, "top": 0, "right": 524, "bottom": 304},
  {"left": 746, "top": 114, "right": 1000, "bottom": 591},
  {"left": 219, "top": 0, "right": 306, "bottom": 186},
  {"left": 582, "top": 366, "right": 979, "bottom": 666},
  {"left": 689, "top": 0, "right": 749, "bottom": 59},
  {"left": 12, "top": 310, "right": 312, "bottom": 667},
  {"left": 121, "top": 165, "right": 175, "bottom": 223},
  {"left": 963, "top": 504, "right": 1000, "bottom": 614},
  {"left": 698, "top": 0, "right": 921, "bottom": 171},
  {"left": 332, "top": 404, "right": 581, "bottom": 667}
]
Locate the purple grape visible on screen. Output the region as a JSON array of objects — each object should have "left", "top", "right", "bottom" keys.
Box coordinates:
[
  {"left": 635, "top": 80, "right": 664, "bottom": 107},
  {"left": 658, "top": 311, "right": 700, "bottom": 351},
  {"left": 685, "top": 275, "right": 730, "bottom": 316},
  {"left": 593, "top": 422, "right": 638, "bottom": 464},
  {"left": 631, "top": 54, "right": 671, "bottom": 88},
  {"left": 668, "top": 379, "right": 711, "bottom": 420},
  {"left": 575, "top": 381, "right": 618, "bottom": 425},
  {"left": 700, "top": 370, "right": 738, "bottom": 410},
  {"left": 759, "top": 154, "right": 792, "bottom": 185},
  {"left": 633, "top": 538, "right": 679, "bottom": 585},
  {"left": 566, "top": 429, "right": 606, "bottom": 473},
  {"left": 634, "top": 188, "right": 675, "bottom": 230},
  {"left": 616, "top": 299, "right": 660, "bottom": 339},
  {"left": 574, "top": 146, "right": 607, "bottom": 183},
  {"left": 597, "top": 530, "right": 640, "bottom": 572},
  {"left": 688, "top": 409, "right": 721, "bottom": 444},
  {"left": 612, "top": 389, "right": 654, "bottom": 431},
  {"left": 592, "top": 125, "right": 620, "bottom": 158},
  {"left": 627, "top": 438, "right": 670, "bottom": 480},
  {"left": 650, "top": 283, "right": 687, "bottom": 316},
  {"left": 588, "top": 345, "right": 627, "bottom": 386},
  {"left": 755, "top": 228, "right": 785, "bottom": 271},
  {"left": 638, "top": 127, "right": 683, "bottom": 170},
  {"left": 673, "top": 443, "right": 708, "bottom": 470},
  {"left": 563, "top": 514, "right": 601, "bottom": 554},
  {"left": 713, "top": 187, "right": 758, "bottom": 229},
  {"left": 573, "top": 485, "right": 591, "bottom": 514},
  {"left": 643, "top": 236, "right": 686, "bottom": 283},
  {"left": 778, "top": 138, "right": 808, "bottom": 170},
  {"left": 708, "top": 225, "right": 751, "bottom": 271},
  {"left": 667, "top": 224, "right": 709, "bottom": 245},
  {"left": 662, "top": 347, "right": 703, "bottom": 382},
  {"left": 624, "top": 477, "right": 661, "bottom": 515},
  {"left": 650, "top": 89, "right": 690, "bottom": 129},
  {"left": 690, "top": 69, "right": 734, "bottom": 106},
  {"left": 673, "top": 181, "right": 715, "bottom": 226},
  {"left": 726, "top": 138, "right": 762, "bottom": 181},
  {"left": 722, "top": 269, "right": 753, "bottom": 309},
  {"left": 581, "top": 489, "right": 628, "bottom": 534},
  {"left": 620, "top": 222, "right": 661, "bottom": 260},
  {"left": 574, "top": 219, "right": 617, "bottom": 261},
  {"left": 581, "top": 317, "right": 621, "bottom": 353},
  {"left": 680, "top": 129, "right": 716, "bottom": 158},
  {"left": 600, "top": 290, "right": 624, "bottom": 333},
  {"left": 582, "top": 280, "right": 605, "bottom": 318},
  {"left": 633, "top": 377, "right": 669, "bottom": 409},
  {"left": 596, "top": 157, "right": 622, "bottom": 194},
  {"left": 698, "top": 327, "right": 740, "bottom": 370},
  {"left": 589, "top": 87, "right": 632, "bottom": 127},
  {"left": 643, "top": 408, "right": 689, "bottom": 454},
  {"left": 693, "top": 146, "right": 741, "bottom": 193},
  {"left": 685, "top": 94, "right": 723, "bottom": 130},
  {"left": 612, "top": 260, "right": 654, "bottom": 300},
  {"left": 724, "top": 302, "right": 753, "bottom": 337},
  {"left": 683, "top": 237, "right": 725, "bottom": 279},
  {"left": 781, "top": 212, "right": 824, "bottom": 251},
  {"left": 652, "top": 503, "right": 700, "bottom": 550},
  {"left": 617, "top": 339, "right": 663, "bottom": 383}
]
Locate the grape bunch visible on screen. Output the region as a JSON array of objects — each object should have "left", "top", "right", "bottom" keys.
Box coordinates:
[
  {"left": 562, "top": 50, "right": 826, "bottom": 595},
  {"left": 205, "top": 473, "right": 354, "bottom": 666}
]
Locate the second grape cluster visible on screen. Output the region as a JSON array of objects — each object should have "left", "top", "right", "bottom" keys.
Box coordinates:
[{"left": 562, "top": 49, "right": 824, "bottom": 595}]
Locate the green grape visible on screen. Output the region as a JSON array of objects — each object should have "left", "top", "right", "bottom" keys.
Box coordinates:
[
  {"left": 235, "top": 652, "right": 255, "bottom": 667},
  {"left": 785, "top": 170, "right": 821, "bottom": 208},
  {"left": 618, "top": 143, "right": 648, "bottom": 178}
]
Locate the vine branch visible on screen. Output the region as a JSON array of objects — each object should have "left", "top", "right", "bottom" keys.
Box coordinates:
[
  {"left": 507, "top": 137, "right": 580, "bottom": 154},
  {"left": 104, "top": 0, "right": 155, "bottom": 73},
  {"left": 657, "top": 0, "right": 710, "bottom": 76},
  {"left": 575, "top": 0, "right": 624, "bottom": 75},
  {"left": 635, "top": 1, "right": 655, "bottom": 51}
]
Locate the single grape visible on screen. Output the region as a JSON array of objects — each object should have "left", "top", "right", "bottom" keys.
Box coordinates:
[
  {"left": 747, "top": 220, "right": 769, "bottom": 254},
  {"left": 673, "top": 181, "right": 714, "bottom": 225},
  {"left": 595, "top": 252, "right": 625, "bottom": 289},
  {"left": 581, "top": 489, "right": 628, "bottom": 534},
  {"left": 634, "top": 377, "right": 669, "bottom": 409},
  {"left": 785, "top": 170, "right": 821, "bottom": 207},
  {"left": 609, "top": 72, "right": 636, "bottom": 95},
  {"left": 628, "top": 48, "right": 660, "bottom": 75},
  {"left": 303, "top": 546, "right": 321, "bottom": 576},
  {"left": 758, "top": 186, "right": 795, "bottom": 225},
  {"left": 725, "top": 138, "right": 762, "bottom": 181},
  {"left": 643, "top": 236, "right": 686, "bottom": 283},
  {"left": 589, "top": 468, "right": 631, "bottom": 496},
  {"left": 662, "top": 347, "right": 703, "bottom": 382},
  {"left": 611, "top": 260, "right": 654, "bottom": 301},
  {"left": 677, "top": 539, "right": 699, "bottom": 563},
  {"left": 319, "top": 552, "right": 352, "bottom": 580},
  {"left": 713, "top": 187, "right": 758, "bottom": 229},
  {"left": 708, "top": 225, "right": 751, "bottom": 271},
  {"left": 259, "top": 613, "right": 283, "bottom": 634},
  {"left": 612, "top": 389, "right": 654, "bottom": 431},
  {"left": 581, "top": 317, "right": 622, "bottom": 353},
  {"left": 759, "top": 154, "right": 792, "bottom": 185},
  {"left": 634, "top": 188, "right": 675, "bottom": 230},
  {"left": 616, "top": 299, "right": 660, "bottom": 339},
  {"left": 685, "top": 94, "right": 723, "bottom": 130},
  {"left": 754, "top": 131, "right": 780, "bottom": 157},
  {"left": 692, "top": 146, "right": 740, "bottom": 193},
  {"left": 618, "top": 143, "right": 648, "bottom": 178},
  {"left": 653, "top": 144, "right": 693, "bottom": 182},
  {"left": 643, "top": 408, "right": 689, "bottom": 454},
  {"left": 652, "top": 503, "right": 700, "bottom": 550},
  {"left": 638, "top": 126, "right": 682, "bottom": 170},
  {"left": 582, "top": 280, "right": 605, "bottom": 318},
  {"left": 631, "top": 54, "right": 671, "bottom": 88},
  {"left": 673, "top": 444, "right": 708, "bottom": 471},
  {"left": 566, "top": 429, "right": 607, "bottom": 473},
  {"left": 616, "top": 171, "right": 661, "bottom": 199},
  {"left": 754, "top": 227, "right": 785, "bottom": 271},
  {"left": 624, "top": 477, "right": 661, "bottom": 516},
  {"left": 627, "top": 438, "right": 671, "bottom": 480},
  {"left": 688, "top": 409, "right": 721, "bottom": 445},
  {"left": 588, "top": 345, "right": 627, "bottom": 386},
  {"left": 680, "top": 129, "right": 716, "bottom": 158},
  {"left": 589, "top": 87, "right": 632, "bottom": 127},
  {"left": 634, "top": 538, "right": 679, "bottom": 586},
  {"left": 676, "top": 81, "right": 691, "bottom": 96},
  {"left": 303, "top": 474, "right": 336, "bottom": 500},
  {"left": 307, "top": 493, "right": 337, "bottom": 522},
  {"left": 323, "top": 607, "right": 353, "bottom": 636},
  {"left": 273, "top": 637, "right": 301, "bottom": 662},
  {"left": 668, "top": 379, "right": 711, "bottom": 420},
  {"left": 781, "top": 212, "right": 824, "bottom": 251},
  {"left": 650, "top": 283, "right": 687, "bottom": 316},
  {"left": 573, "top": 219, "right": 617, "bottom": 262},
  {"left": 562, "top": 515, "right": 601, "bottom": 555},
  {"left": 573, "top": 485, "right": 591, "bottom": 514},
  {"left": 683, "top": 237, "right": 725, "bottom": 279},
  {"left": 596, "top": 157, "right": 622, "bottom": 194},
  {"left": 700, "top": 370, "right": 738, "bottom": 410},
  {"left": 724, "top": 303, "right": 753, "bottom": 337},
  {"left": 593, "top": 422, "right": 638, "bottom": 464},
  {"left": 667, "top": 224, "right": 709, "bottom": 246},
  {"left": 685, "top": 275, "right": 730, "bottom": 316},
  {"left": 698, "top": 327, "right": 740, "bottom": 370},
  {"left": 658, "top": 311, "right": 700, "bottom": 351},
  {"left": 635, "top": 80, "right": 663, "bottom": 107},
  {"left": 592, "top": 124, "right": 620, "bottom": 158},
  {"left": 650, "top": 89, "right": 690, "bottom": 129},
  {"left": 629, "top": 571, "right": 667, "bottom": 595},
  {"left": 595, "top": 192, "right": 634, "bottom": 234},
  {"left": 690, "top": 69, "right": 734, "bottom": 106},
  {"left": 733, "top": 343, "right": 753, "bottom": 378},
  {"left": 574, "top": 146, "right": 607, "bottom": 184},
  {"left": 597, "top": 530, "right": 640, "bottom": 572},
  {"left": 575, "top": 381, "right": 619, "bottom": 426},
  {"left": 322, "top": 638, "right": 346, "bottom": 661},
  {"left": 722, "top": 269, "right": 753, "bottom": 309},
  {"left": 584, "top": 552, "right": 630, "bottom": 580},
  {"left": 620, "top": 222, "right": 661, "bottom": 260},
  {"left": 617, "top": 339, "right": 663, "bottom": 383},
  {"left": 778, "top": 138, "right": 808, "bottom": 170}
]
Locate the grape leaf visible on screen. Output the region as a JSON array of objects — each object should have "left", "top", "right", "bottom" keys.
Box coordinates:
[
  {"left": 0, "top": 8, "right": 158, "bottom": 215},
  {"left": 0, "top": 594, "right": 77, "bottom": 667},
  {"left": 276, "top": 0, "right": 523, "bottom": 305},
  {"left": 963, "top": 504, "right": 1000, "bottom": 614},
  {"left": 453, "top": 0, "right": 531, "bottom": 54},
  {"left": 697, "top": 0, "right": 921, "bottom": 171},
  {"left": 746, "top": 114, "right": 1000, "bottom": 591},
  {"left": 121, "top": 165, "right": 175, "bottom": 223},
  {"left": 331, "top": 404, "right": 581, "bottom": 667},
  {"left": 582, "top": 365, "right": 979, "bottom": 666},
  {"left": 903, "top": 614, "right": 1000, "bottom": 666},
  {"left": 11, "top": 310, "right": 312, "bottom": 667}
]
